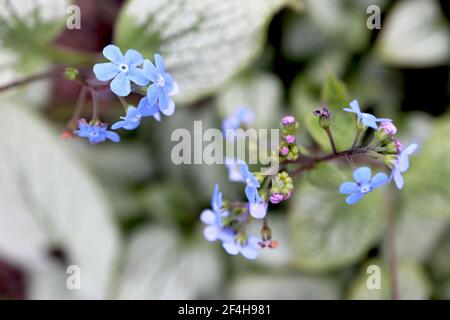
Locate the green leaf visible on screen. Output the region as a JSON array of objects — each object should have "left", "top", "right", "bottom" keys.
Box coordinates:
[
  {"left": 306, "top": 162, "right": 346, "bottom": 188},
  {"left": 348, "top": 259, "right": 431, "bottom": 300},
  {"left": 114, "top": 0, "right": 289, "bottom": 104},
  {"left": 401, "top": 118, "right": 450, "bottom": 219},
  {"left": 288, "top": 180, "right": 386, "bottom": 272},
  {"left": 303, "top": 72, "right": 355, "bottom": 153},
  {"left": 229, "top": 273, "right": 339, "bottom": 299},
  {"left": 216, "top": 72, "right": 283, "bottom": 129},
  {"left": 116, "top": 226, "right": 223, "bottom": 299},
  {"left": 376, "top": 0, "right": 450, "bottom": 67},
  {"left": 0, "top": 102, "right": 120, "bottom": 299},
  {"left": 0, "top": 0, "right": 70, "bottom": 76}
]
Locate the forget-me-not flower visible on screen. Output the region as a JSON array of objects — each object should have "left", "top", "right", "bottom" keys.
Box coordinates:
[
  {"left": 390, "top": 143, "right": 418, "bottom": 189},
  {"left": 137, "top": 96, "right": 162, "bottom": 122},
  {"left": 222, "top": 235, "right": 260, "bottom": 260},
  {"left": 111, "top": 106, "right": 142, "bottom": 130},
  {"left": 75, "top": 119, "right": 120, "bottom": 144},
  {"left": 222, "top": 107, "right": 255, "bottom": 140},
  {"left": 93, "top": 45, "right": 149, "bottom": 97},
  {"left": 200, "top": 184, "right": 234, "bottom": 243},
  {"left": 339, "top": 167, "right": 388, "bottom": 204},
  {"left": 142, "top": 54, "right": 179, "bottom": 117},
  {"left": 343, "top": 100, "right": 391, "bottom": 130},
  {"left": 245, "top": 186, "right": 268, "bottom": 219}
]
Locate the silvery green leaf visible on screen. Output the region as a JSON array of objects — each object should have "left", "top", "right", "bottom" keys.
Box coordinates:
[
  {"left": 216, "top": 72, "right": 283, "bottom": 129},
  {"left": 348, "top": 259, "right": 431, "bottom": 300},
  {"left": 0, "top": 102, "right": 120, "bottom": 299},
  {"left": 115, "top": 0, "right": 290, "bottom": 103},
  {"left": 229, "top": 273, "right": 339, "bottom": 299},
  {"left": 376, "top": 0, "right": 450, "bottom": 67},
  {"left": 117, "top": 226, "right": 223, "bottom": 299},
  {"left": 289, "top": 180, "right": 386, "bottom": 271}
]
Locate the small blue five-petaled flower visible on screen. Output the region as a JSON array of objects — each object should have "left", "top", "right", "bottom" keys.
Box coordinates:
[
  {"left": 339, "top": 167, "right": 388, "bottom": 204},
  {"left": 343, "top": 100, "right": 391, "bottom": 130},
  {"left": 93, "top": 45, "right": 149, "bottom": 97},
  {"left": 390, "top": 143, "right": 418, "bottom": 189},
  {"left": 238, "top": 162, "right": 268, "bottom": 219},
  {"left": 222, "top": 235, "right": 260, "bottom": 260},
  {"left": 142, "top": 54, "right": 179, "bottom": 117},
  {"left": 75, "top": 119, "right": 120, "bottom": 144},
  {"left": 111, "top": 106, "right": 142, "bottom": 130},
  {"left": 200, "top": 184, "right": 234, "bottom": 243}
]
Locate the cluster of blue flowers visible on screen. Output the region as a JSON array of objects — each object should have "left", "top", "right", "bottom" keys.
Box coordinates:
[
  {"left": 75, "top": 45, "right": 179, "bottom": 144},
  {"left": 339, "top": 100, "right": 418, "bottom": 204}
]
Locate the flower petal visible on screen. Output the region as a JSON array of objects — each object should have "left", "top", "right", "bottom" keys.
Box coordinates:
[
  {"left": 204, "top": 226, "right": 219, "bottom": 242},
  {"left": 110, "top": 72, "right": 131, "bottom": 96},
  {"left": 143, "top": 59, "right": 159, "bottom": 82},
  {"left": 153, "top": 112, "right": 162, "bottom": 122},
  {"left": 138, "top": 97, "right": 158, "bottom": 117},
  {"left": 124, "top": 49, "right": 143, "bottom": 66},
  {"left": 128, "top": 67, "right": 149, "bottom": 86},
  {"left": 104, "top": 131, "right": 120, "bottom": 142},
  {"left": 158, "top": 89, "right": 170, "bottom": 111},
  {"left": 160, "top": 100, "right": 175, "bottom": 116},
  {"left": 240, "top": 244, "right": 258, "bottom": 260},
  {"left": 346, "top": 192, "right": 364, "bottom": 205},
  {"left": 200, "top": 209, "right": 216, "bottom": 225},
  {"left": 93, "top": 63, "right": 119, "bottom": 81},
  {"left": 154, "top": 53, "right": 166, "bottom": 74},
  {"left": 249, "top": 201, "right": 267, "bottom": 219},
  {"left": 392, "top": 169, "right": 404, "bottom": 189},
  {"left": 371, "top": 172, "right": 388, "bottom": 188},
  {"left": 111, "top": 120, "right": 126, "bottom": 130},
  {"left": 353, "top": 167, "right": 372, "bottom": 183},
  {"left": 223, "top": 242, "right": 239, "bottom": 255},
  {"left": 339, "top": 181, "right": 359, "bottom": 194},
  {"left": 102, "top": 44, "right": 124, "bottom": 64},
  {"left": 349, "top": 100, "right": 361, "bottom": 113},
  {"left": 403, "top": 143, "right": 418, "bottom": 156}
]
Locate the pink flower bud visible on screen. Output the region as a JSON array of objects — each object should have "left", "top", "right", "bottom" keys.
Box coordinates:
[
  {"left": 284, "top": 135, "right": 296, "bottom": 144},
  {"left": 269, "top": 193, "right": 284, "bottom": 204},
  {"left": 281, "top": 115, "right": 295, "bottom": 126},
  {"left": 380, "top": 121, "right": 397, "bottom": 136},
  {"left": 280, "top": 146, "right": 289, "bottom": 156},
  {"left": 283, "top": 192, "right": 292, "bottom": 200},
  {"left": 393, "top": 139, "right": 403, "bottom": 153}
]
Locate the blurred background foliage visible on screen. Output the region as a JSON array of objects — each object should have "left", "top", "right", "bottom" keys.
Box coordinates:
[{"left": 0, "top": 0, "right": 449, "bottom": 299}]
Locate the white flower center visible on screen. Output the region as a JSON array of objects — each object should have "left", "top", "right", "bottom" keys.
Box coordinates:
[
  {"left": 157, "top": 75, "right": 165, "bottom": 86},
  {"left": 119, "top": 63, "right": 129, "bottom": 72},
  {"left": 358, "top": 183, "right": 371, "bottom": 194}
]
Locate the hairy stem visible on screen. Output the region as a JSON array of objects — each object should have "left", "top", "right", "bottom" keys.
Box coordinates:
[
  {"left": 386, "top": 189, "right": 399, "bottom": 300},
  {"left": 351, "top": 128, "right": 363, "bottom": 149},
  {"left": 0, "top": 69, "right": 58, "bottom": 92},
  {"left": 325, "top": 127, "right": 337, "bottom": 154}
]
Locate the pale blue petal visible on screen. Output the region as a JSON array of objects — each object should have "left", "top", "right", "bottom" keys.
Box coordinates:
[
  {"left": 200, "top": 209, "right": 216, "bottom": 225},
  {"left": 339, "top": 181, "right": 359, "bottom": 194},
  {"left": 204, "top": 226, "right": 218, "bottom": 242},
  {"left": 218, "top": 229, "right": 235, "bottom": 243},
  {"left": 102, "top": 44, "right": 124, "bottom": 64},
  {"left": 105, "top": 131, "right": 120, "bottom": 142},
  {"left": 240, "top": 244, "right": 258, "bottom": 260},
  {"left": 124, "top": 49, "right": 143, "bottom": 66},
  {"left": 403, "top": 143, "right": 418, "bottom": 156},
  {"left": 143, "top": 59, "right": 159, "bottom": 82},
  {"left": 154, "top": 53, "right": 166, "bottom": 74},
  {"left": 223, "top": 242, "right": 239, "bottom": 255},
  {"left": 111, "top": 120, "right": 126, "bottom": 130},
  {"left": 138, "top": 97, "right": 158, "bottom": 117},
  {"left": 123, "top": 121, "right": 140, "bottom": 130},
  {"left": 160, "top": 99, "right": 175, "bottom": 116},
  {"left": 158, "top": 89, "right": 169, "bottom": 111},
  {"left": 346, "top": 192, "right": 364, "bottom": 205},
  {"left": 153, "top": 112, "right": 162, "bottom": 122},
  {"left": 392, "top": 170, "right": 404, "bottom": 189},
  {"left": 371, "top": 173, "right": 388, "bottom": 188},
  {"left": 93, "top": 63, "right": 119, "bottom": 81},
  {"left": 353, "top": 167, "right": 372, "bottom": 183},
  {"left": 146, "top": 84, "right": 159, "bottom": 105},
  {"left": 110, "top": 72, "right": 131, "bottom": 96},
  {"left": 343, "top": 107, "right": 357, "bottom": 114},
  {"left": 349, "top": 100, "right": 361, "bottom": 113},
  {"left": 128, "top": 67, "right": 149, "bottom": 86},
  {"left": 249, "top": 201, "right": 267, "bottom": 219}
]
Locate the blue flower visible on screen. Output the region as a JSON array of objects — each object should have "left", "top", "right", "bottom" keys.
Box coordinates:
[
  {"left": 390, "top": 143, "right": 418, "bottom": 189},
  {"left": 238, "top": 161, "right": 260, "bottom": 189},
  {"left": 200, "top": 184, "right": 234, "bottom": 243},
  {"left": 137, "top": 96, "right": 162, "bottom": 122},
  {"left": 245, "top": 186, "right": 268, "bottom": 219},
  {"left": 339, "top": 167, "right": 388, "bottom": 204},
  {"left": 222, "top": 107, "right": 254, "bottom": 139},
  {"left": 111, "top": 106, "right": 142, "bottom": 130},
  {"left": 343, "top": 100, "right": 391, "bottom": 130},
  {"left": 222, "top": 235, "right": 260, "bottom": 260},
  {"left": 75, "top": 119, "right": 120, "bottom": 144},
  {"left": 142, "top": 54, "right": 179, "bottom": 117},
  {"left": 93, "top": 45, "right": 149, "bottom": 97},
  {"left": 224, "top": 157, "right": 245, "bottom": 182}
]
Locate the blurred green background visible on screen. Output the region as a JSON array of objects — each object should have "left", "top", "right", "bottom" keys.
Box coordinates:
[{"left": 0, "top": 0, "right": 449, "bottom": 299}]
